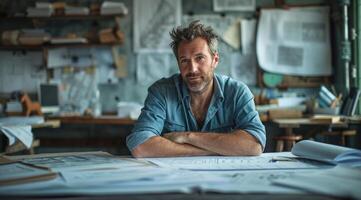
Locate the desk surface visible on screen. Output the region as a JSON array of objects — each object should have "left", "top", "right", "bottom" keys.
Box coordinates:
[
  {"left": 0, "top": 194, "right": 340, "bottom": 200},
  {"left": 1, "top": 151, "right": 356, "bottom": 200},
  {"left": 48, "top": 116, "right": 135, "bottom": 125},
  {"left": 273, "top": 118, "right": 348, "bottom": 128},
  {"left": 31, "top": 120, "right": 61, "bottom": 129}
]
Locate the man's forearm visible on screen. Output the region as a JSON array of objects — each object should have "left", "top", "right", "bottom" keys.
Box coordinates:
[
  {"left": 131, "top": 136, "right": 216, "bottom": 158},
  {"left": 166, "top": 130, "right": 262, "bottom": 156}
]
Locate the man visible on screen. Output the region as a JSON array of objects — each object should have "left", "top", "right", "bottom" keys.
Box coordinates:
[{"left": 126, "top": 20, "right": 266, "bottom": 157}]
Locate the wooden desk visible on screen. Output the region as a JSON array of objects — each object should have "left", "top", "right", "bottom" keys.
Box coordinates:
[
  {"left": 273, "top": 118, "right": 348, "bottom": 133},
  {"left": 273, "top": 118, "right": 355, "bottom": 151},
  {"left": 48, "top": 116, "right": 135, "bottom": 125},
  {"left": 31, "top": 120, "right": 61, "bottom": 129}
]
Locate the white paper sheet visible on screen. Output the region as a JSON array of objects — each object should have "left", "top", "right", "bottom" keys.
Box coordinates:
[
  {"left": 136, "top": 53, "right": 171, "bottom": 86},
  {"left": 18, "top": 152, "right": 147, "bottom": 172},
  {"left": 0, "top": 51, "right": 45, "bottom": 93},
  {"left": 0, "top": 125, "right": 33, "bottom": 148},
  {"left": 241, "top": 18, "right": 257, "bottom": 54},
  {"left": 230, "top": 52, "right": 257, "bottom": 85},
  {"left": 0, "top": 153, "right": 355, "bottom": 197},
  {"left": 142, "top": 152, "right": 329, "bottom": 171},
  {"left": 60, "top": 166, "right": 173, "bottom": 186},
  {"left": 0, "top": 163, "right": 312, "bottom": 196},
  {"left": 291, "top": 140, "right": 361, "bottom": 167},
  {"left": 0, "top": 162, "right": 50, "bottom": 181},
  {"left": 133, "top": 0, "right": 181, "bottom": 53},
  {"left": 222, "top": 19, "right": 241, "bottom": 50},
  {"left": 256, "top": 7, "right": 332, "bottom": 76},
  {"left": 199, "top": 169, "right": 315, "bottom": 194},
  {"left": 273, "top": 166, "right": 361, "bottom": 200}
]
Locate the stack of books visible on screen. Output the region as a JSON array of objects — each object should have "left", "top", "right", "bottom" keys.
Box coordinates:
[
  {"left": 65, "top": 6, "right": 90, "bottom": 16},
  {"left": 100, "top": 1, "right": 128, "bottom": 15},
  {"left": 318, "top": 85, "right": 337, "bottom": 108},
  {"left": 27, "top": 2, "right": 53, "bottom": 17},
  {"left": 18, "top": 29, "right": 51, "bottom": 46},
  {"left": 50, "top": 37, "right": 88, "bottom": 44}
]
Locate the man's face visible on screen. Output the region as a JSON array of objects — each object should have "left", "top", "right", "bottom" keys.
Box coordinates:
[{"left": 177, "top": 37, "right": 219, "bottom": 94}]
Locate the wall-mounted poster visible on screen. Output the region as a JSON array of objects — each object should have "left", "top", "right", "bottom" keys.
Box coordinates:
[{"left": 134, "top": 0, "right": 182, "bottom": 53}]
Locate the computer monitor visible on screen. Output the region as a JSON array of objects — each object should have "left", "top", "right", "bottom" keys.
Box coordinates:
[{"left": 38, "top": 83, "right": 60, "bottom": 114}]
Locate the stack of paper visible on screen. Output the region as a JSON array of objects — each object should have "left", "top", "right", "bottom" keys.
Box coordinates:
[
  {"left": 273, "top": 166, "right": 361, "bottom": 200},
  {"left": 27, "top": 2, "right": 53, "bottom": 17},
  {"left": 18, "top": 29, "right": 51, "bottom": 46},
  {"left": 0, "top": 125, "right": 33, "bottom": 148},
  {"left": 292, "top": 140, "right": 361, "bottom": 167},
  {"left": 65, "top": 7, "right": 90, "bottom": 16},
  {"left": 0, "top": 161, "right": 57, "bottom": 186},
  {"left": 0, "top": 146, "right": 359, "bottom": 198}
]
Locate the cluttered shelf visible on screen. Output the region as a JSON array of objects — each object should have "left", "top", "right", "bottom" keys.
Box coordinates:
[
  {"left": 47, "top": 115, "right": 135, "bottom": 126},
  {"left": 0, "top": 42, "right": 124, "bottom": 50},
  {"left": 0, "top": 14, "right": 125, "bottom": 21},
  {"left": 1, "top": 1, "right": 127, "bottom": 51}
]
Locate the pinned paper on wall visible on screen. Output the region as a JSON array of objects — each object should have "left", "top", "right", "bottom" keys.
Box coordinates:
[
  {"left": 134, "top": 0, "right": 181, "bottom": 53},
  {"left": 183, "top": 15, "right": 244, "bottom": 77},
  {"left": 230, "top": 52, "right": 257, "bottom": 85},
  {"left": 222, "top": 19, "right": 241, "bottom": 50},
  {"left": 0, "top": 51, "right": 45, "bottom": 93},
  {"left": 47, "top": 48, "right": 95, "bottom": 68},
  {"left": 241, "top": 18, "right": 257, "bottom": 55},
  {"left": 136, "top": 53, "right": 171, "bottom": 86},
  {"left": 256, "top": 7, "right": 332, "bottom": 76},
  {"left": 184, "top": 15, "right": 236, "bottom": 37},
  {"left": 222, "top": 18, "right": 257, "bottom": 54}
]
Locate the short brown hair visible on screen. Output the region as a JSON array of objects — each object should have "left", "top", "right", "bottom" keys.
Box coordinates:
[{"left": 169, "top": 20, "right": 218, "bottom": 60}]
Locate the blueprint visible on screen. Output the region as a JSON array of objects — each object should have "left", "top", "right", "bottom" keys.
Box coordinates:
[
  {"left": 142, "top": 153, "right": 330, "bottom": 170},
  {"left": 136, "top": 53, "right": 171, "bottom": 86},
  {"left": 133, "top": 0, "right": 181, "bottom": 52},
  {"left": 256, "top": 7, "right": 332, "bottom": 76}
]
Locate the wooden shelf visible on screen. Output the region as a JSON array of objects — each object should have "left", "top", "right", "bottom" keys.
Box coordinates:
[
  {"left": 47, "top": 115, "right": 136, "bottom": 125},
  {"left": 0, "top": 42, "right": 123, "bottom": 50},
  {"left": 0, "top": 14, "right": 125, "bottom": 21}
]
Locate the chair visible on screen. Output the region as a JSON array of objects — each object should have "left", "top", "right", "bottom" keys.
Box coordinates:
[
  {"left": 274, "top": 135, "right": 303, "bottom": 152},
  {"left": 318, "top": 129, "right": 357, "bottom": 146}
]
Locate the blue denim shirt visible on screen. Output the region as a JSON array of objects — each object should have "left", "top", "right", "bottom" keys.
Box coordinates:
[{"left": 126, "top": 73, "right": 266, "bottom": 151}]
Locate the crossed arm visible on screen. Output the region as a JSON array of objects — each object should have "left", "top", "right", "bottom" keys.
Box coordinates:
[{"left": 131, "top": 130, "right": 263, "bottom": 158}]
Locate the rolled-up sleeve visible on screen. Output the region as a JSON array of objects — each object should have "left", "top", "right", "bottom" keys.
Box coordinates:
[
  {"left": 234, "top": 85, "right": 266, "bottom": 150},
  {"left": 126, "top": 84, "right": 166, "bottom": 151}
]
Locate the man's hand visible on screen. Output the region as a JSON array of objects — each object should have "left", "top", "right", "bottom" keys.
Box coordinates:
[{"left": 163, "top": 132, "right": 190, "bottom": 144}]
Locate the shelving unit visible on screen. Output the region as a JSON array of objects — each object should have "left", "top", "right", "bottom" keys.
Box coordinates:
[
  {"left": 0, "top": 14, "right": 125, "bottom": 50},
  {"left": 0, "top": 42, "right": 123, "bottom": 50},
  {"left": 0, "top": 14, "right": 125, "bottom": 21}
]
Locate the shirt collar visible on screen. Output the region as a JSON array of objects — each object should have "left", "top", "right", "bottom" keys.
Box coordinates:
[{"left": 174, "top": 73, "right": 224, "bottom": 103}]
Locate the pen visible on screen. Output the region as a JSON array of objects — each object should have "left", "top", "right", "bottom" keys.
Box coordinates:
[{"left": 269, "top": 156, "right": 297, "bottom": 163}]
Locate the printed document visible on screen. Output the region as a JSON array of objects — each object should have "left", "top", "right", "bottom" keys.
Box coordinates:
[
  {"left": 142, "top": 152, "right": 329, "bottom": 170},
  {"left": 256, "top": 7, "right": 332, "bottom": 76}
]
